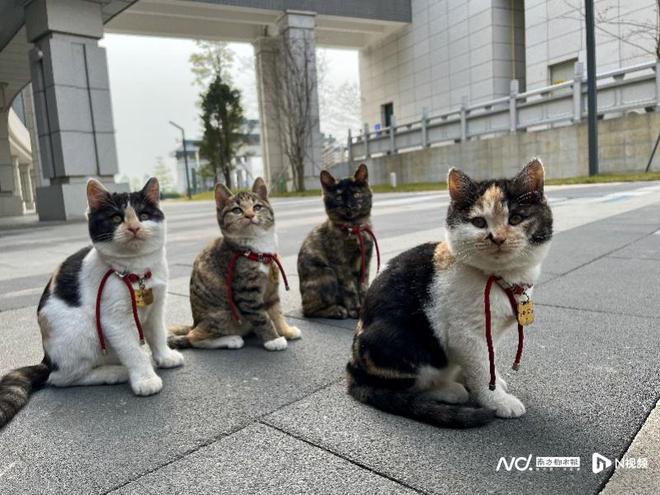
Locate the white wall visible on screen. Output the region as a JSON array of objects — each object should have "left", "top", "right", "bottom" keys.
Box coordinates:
[
  {"left": 359, "top": 0, "right": 657, "bottom": 129},
  {"left": 525, "top": 0, "right": 658, "bottom": 90},
  {"left": 359, "top": 0, "right": 524, "bottom": 129}
]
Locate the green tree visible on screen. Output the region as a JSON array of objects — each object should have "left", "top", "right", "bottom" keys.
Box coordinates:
[
  {"left": 199, "top": 75, "right": 246, "bottom": 188},
  {"left": 153, "top": 157, "right": 175, "bottom": 193},
  {"left": 189, "top": 41, "right": 235, "bottom": 88}
]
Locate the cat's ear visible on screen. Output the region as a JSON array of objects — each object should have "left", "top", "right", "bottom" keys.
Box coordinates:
[
  {"left": 252, "top": 177, "right": 268, "bottom": 201},
  {"left": 86, "top": 178, "right": 110, "bottom": 210},
  {"left": 447, "top": 168, "right": 476, "bottom": 204},
  {"left": 354, "top": 163, "right": 368, "bottom": 183},
  {"left": 215, "top": 182, "right": 233, "bottom": 209},
  {"left": 141, "top": 177, "right": 160, "bottom": 204},
  {"left": 514, "top": 158, "right": 545, "bottom": 196},
  {"left": 320, "top": 170, "right": 336, "bottom": 190}
]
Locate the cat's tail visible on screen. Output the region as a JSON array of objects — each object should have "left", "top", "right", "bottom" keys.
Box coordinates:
[
  {"left": 0, "top": 356, "right": 51, "bottom": 429},
  {"left": 167, "top": 325, "right": 192, "bottom": 349},
  {"left": 346, "top": 366, "right": 495, "bottom": 429}
]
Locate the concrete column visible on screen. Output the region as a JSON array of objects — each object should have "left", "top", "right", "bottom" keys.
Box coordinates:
[
  {"left": 0, "top": 111, "right": 25, "bottom": 216},
  {"left": 25, "top": 0, "right": 121, "bottom": 221},
  {"left": 22, "top": 84, "right": 47, "bottom": 189},
  {"left": 20, "top": 163, "right": 36, "bottom": 210},
  {"left": 254, "top": 36, "right": 287, "bottom": 191},
  {"left": 254, "top": 11, "right": 322, "bottom": 192},
  {"left": 277, "top": 11, "right": 322, "bottom": 190}
]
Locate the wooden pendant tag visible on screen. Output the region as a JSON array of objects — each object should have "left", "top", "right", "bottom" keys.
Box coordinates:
[{"left": 517, "top": 300, "right": 535, "bottom": 326}]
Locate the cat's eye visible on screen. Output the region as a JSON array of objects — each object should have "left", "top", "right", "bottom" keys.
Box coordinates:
[
  {"left": 232, "top": 207, "right": 242, "bottom": 214},
  {"left": 470, "top": 217, "right": 487, "bottom": 229},
  {"left": 111, "top": 215, "right": 122, "bottom": 224},
  {"left": 254, "top": 204, "right": 262, "bottom": 211},
  {"left": 139, "top": 213, "right": 149, "bottom": 221},
  {"left": 509, "top": 214, "right": 523, "bottom": 225},
  {"left": 353, "top": 192, "right": 362, "bottom": 198}
]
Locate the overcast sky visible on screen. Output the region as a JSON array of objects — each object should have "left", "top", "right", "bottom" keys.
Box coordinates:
[{"left": 101, "top": 34, "right": 359, "bottom": 183}]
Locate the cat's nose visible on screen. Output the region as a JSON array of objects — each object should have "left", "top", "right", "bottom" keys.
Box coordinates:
[
  {"left": 487, "top": 233, "right": 506, "bottom": 246},
  {"left": 128, "top": 226, "right": 140, "bottom": 235},
  {"left": 244, "top": 211, "right": 255, "bottom": 219}
]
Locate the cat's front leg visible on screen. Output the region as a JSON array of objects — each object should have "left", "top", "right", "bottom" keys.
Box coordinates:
[
  {"left": 242, "top": 307, "right": 287, "bottom": 351},
  {"left": 451, "top": 341, "right": 525, "bottom": 418},
  {"left": 142, "top": 290, "right": 184, "bottom": 369},
  {"left": 103, "top": 320, "right": 163, "bottom": 396},
  {"left": 267, "top": 302, "right": 302, "bottom": 340},
  {"left": 340, "top": 275, "right": 361, "bottom": 319}
]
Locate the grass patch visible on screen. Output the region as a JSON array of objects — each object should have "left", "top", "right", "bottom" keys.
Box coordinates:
[
  {"left": 176, "top": 172, "right": 660, "bottom": 201},
  {"left": 184, "top": 182, "right": 447, "bottom": 201},
  {"left": 545, "top": 171, "right": 660, "bottom": 185}
]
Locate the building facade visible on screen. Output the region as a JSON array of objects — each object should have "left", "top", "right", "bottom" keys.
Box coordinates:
[{"left": 358, "top": 0, "right": 658, "bottom": 131}]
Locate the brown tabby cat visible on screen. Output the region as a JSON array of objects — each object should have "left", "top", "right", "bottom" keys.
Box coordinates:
[
  {"left": 168, "top": 178, "right": 301, "bottom": 351},
  {"left": 297, "top": 164, "right": 376, "bottom": 319}
]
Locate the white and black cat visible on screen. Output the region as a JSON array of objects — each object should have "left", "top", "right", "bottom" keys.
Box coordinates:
[
  {"left": 347, "top": 159, "right": 553, "bottom": 427},
  {"left": 0, "top": 178, "right": 183, "bottom": 429}
]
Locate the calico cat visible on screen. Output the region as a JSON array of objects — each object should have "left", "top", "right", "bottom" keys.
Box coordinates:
[
  {"left": 346, "top": 159, "right": 553, "bottom": 428},
  {"left": 0, "top": 178, "right": 183, "bottom": 428},
  {"left": 298, "top": 164, "right": 376, "bottom": 319},
  {"left": 168, "top": 178, "right": 301, "bottom": 351}
]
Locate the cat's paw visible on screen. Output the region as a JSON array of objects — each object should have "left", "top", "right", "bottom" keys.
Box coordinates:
[
  {"left": 155, "top": 349, "right": 185, "bottom": 369},
  {"left": 427, "top": 382, "right": 470, "bottom": 404},
  {"left": 326, "top": 305, "right": 349, "bottom": 319},
  {"left": 131, "top": 374, "right": 163, "bottom": 396},
  {"left": 497, "top": 376, "right": 508, "bottom": 392},
  {"left": 493, "top": 393, "right": 526, "bottom": 418},
  {"left": 221, "top": 335, "right": 245, "bottom": 349},
  {"left": 282, "top": 326, "right": 302, "bottom": 340},
  {"left": 264, "top": 336, "right": 288, "bottom": 351}
]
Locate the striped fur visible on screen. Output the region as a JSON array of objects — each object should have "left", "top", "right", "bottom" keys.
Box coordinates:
[
  {"left": 0, "top": 357, "right": 51, "bottom": 428},
  {"left": 168, "top": 179, "right": 301, "bottom": 351}
]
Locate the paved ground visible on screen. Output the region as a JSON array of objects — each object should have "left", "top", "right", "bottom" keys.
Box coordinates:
[{"left": 0, "top": 181, "right": 659, "bottom": 494}]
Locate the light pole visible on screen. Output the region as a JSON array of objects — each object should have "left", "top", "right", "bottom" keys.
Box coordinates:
[
  {"left": 585, "top": 0, "right": 599, "bottom": 176},
  {"left": 169, "top": 121, "right": 192, "bottom": 199}
]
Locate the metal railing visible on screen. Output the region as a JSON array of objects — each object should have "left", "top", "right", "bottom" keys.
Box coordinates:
[{"left": 347, "top": 61, "right": 660, "bottom": 161}]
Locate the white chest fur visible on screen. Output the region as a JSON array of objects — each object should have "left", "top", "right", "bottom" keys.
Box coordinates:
[{"left": 424, "top": 263, "right": 538, "bottom": 353}]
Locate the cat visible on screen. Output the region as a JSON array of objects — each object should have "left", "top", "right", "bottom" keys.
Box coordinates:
[
  {"left": 346, "top": 159, "right": 553, "bottom": 428},
  {"left": 0, "top": 177, "right": 184, "bottom": 428},
  {"left": 297, "top": 164, "right": 377, "bottom": 319},
  {"left": 168, "top": 178, "right": 301, "bottom": 351}
]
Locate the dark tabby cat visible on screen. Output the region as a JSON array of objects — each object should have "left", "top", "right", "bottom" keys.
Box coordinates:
[
  {"left": 169, "top": 178, "right": 301, "bottom": 351},
  {"left": 297, "top": 164, "right": 375, "bottom": 319},
  {"left": 347, "top": 159, "right": 553, "bottom": 427}
]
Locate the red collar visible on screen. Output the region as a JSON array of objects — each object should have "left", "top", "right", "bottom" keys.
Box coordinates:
[
  {"left": 336, "top": 223, "right": 381, "bottom": 283},
  {"left": 483, "top": 275, "right": 533, "bottom": 391},
  {"left": 226, "top": 250, "right": 289, "bottom": 322},
  {"left": 95, "top": 269, "right": 151, "bottom": 352}
]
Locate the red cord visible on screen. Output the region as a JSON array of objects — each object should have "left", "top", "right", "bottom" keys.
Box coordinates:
[
  {"left": 95, "top": 269, "right": 147, "bottom": 353},
  {"left": 339, "top": 223, "right": 381, "bottom": 283},
  {"left": 483, "top": 276, "right": 527, "bottom": 391},
  {"left": 95, "top": 270, "right": 114, "bottom": 352},
  {"left": 484, "top": 275, "right": 498, "bottom": 390}
]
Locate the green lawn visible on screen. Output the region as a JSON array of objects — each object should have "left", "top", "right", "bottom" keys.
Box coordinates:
[{"left": 177, "top": 171, "right": 660, "bottom": 201}]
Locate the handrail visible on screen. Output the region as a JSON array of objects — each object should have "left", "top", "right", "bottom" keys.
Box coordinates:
[{"left": 345, "top": 60, "right": 659, "bottom": 159}]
